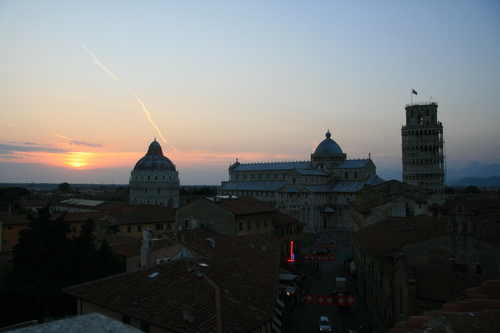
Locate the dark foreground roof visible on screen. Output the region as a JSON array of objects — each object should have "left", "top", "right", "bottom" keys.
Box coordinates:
[
  {"left": 353, "top": 215, "right": 449, "bottom": 258},
  {"left": 64, "top": 233, "right": 282, "bottom": 332}
]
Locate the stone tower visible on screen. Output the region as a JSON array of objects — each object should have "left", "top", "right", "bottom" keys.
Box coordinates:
[
  {"left": 129, "top": 139, "right": 180, "bottom": 207},
  {"left": 402, "top": 102, "right": 446, "bottom": 201}
]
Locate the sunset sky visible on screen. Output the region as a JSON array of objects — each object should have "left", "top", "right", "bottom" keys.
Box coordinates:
[{"left": 1, "top": 1, "right": 499, "bottom": 185}]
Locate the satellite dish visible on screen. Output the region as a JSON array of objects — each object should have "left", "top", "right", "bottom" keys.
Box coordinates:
[{"left": 178, "top": 226, "right": 183, "bottom": 231}]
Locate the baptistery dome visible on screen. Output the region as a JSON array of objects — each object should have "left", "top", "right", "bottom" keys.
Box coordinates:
[
  {"left": 129, "top": 139, "right": 179, "bottom": 207},
  {"left": 314, "top": 130, "right": 343, "bottom": 155},
  {"left": 133, "top": 140, "right": 176, "bottom": 171}
]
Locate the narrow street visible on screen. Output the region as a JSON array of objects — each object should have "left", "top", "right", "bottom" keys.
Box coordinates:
[{"left": 281, "top": 230, "right": 382, "bottom": 333}]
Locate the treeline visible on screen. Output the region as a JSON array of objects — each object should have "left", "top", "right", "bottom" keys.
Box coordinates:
[
  {"left": 0, "top": 206, "right": 125, "bottom": 328},
  {"left": 180, "top": 186, "right": 217, "bottom": 196}
]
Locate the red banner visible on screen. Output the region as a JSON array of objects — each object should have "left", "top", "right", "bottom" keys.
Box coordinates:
[
  {"left": 301, "top": 293, "right": 356, "bottom": 306},
  {"left": 317, "top": 294, "right": 327, "bottom": 305},
  {"left": 337, "top": 295, "right": 347, "bottom": 307},
  {"left": 303, "top": 254, "right": 336, "bottom": 262}
]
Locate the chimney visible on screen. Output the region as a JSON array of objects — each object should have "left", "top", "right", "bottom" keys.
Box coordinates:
[
  {"left": 207, "top": 238, "right": 215, "bottom": 248},
  {"left": 140, "top": 230, "right": 150, "bottom": 267},
  {"left": 187, "top": 261, "right": 194, "bottom": 272},
  {"left": 182, "top": 306, "right": 195, "bottom": 322}
]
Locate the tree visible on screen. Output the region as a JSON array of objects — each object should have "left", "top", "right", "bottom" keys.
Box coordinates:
[
  {"left": 2, "top": 206, "right": 72, "bottom": 324},
  {"left": 0, "top": 186, "right": 30, "bottom": 207},
  {"left": 57, "top": 182, "right": 72, "bottom": 192},
  {"left": 0, "top": 206, "right": 125, "bottom": 327},
  {"left": 464, "top": 185, "right": 480, "bottom": 194}
]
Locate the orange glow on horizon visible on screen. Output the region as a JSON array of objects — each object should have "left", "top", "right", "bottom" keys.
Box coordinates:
[
  {"left": 65, "top": 152, "right": 92, "bottom": 169},
  {"left": 0, "top": 147, "right": 305, "bottom": 171}
]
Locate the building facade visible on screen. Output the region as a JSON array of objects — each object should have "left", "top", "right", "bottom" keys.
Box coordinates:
[
  {"left": 218, "top": 130, "right": 385, "bottom": 231},
  {"left": 129, "top": 139, "right": 180, "bottom": 207},
  {"left": 176, "top": 196, "right": 305, "bottom": 262},
  {"left": 352, "top": 212, "right": 498, "bottom": 328},
  {"left": 402, "top": 102, "right": 446, "bottom": 203},
  {"left": 349, "top": 180, "right": 431, "bottom": 231}
]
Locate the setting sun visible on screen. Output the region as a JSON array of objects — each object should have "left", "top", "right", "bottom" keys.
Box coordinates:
[{"left": 65, "top": 152, "right": 93, "bottom": 169}]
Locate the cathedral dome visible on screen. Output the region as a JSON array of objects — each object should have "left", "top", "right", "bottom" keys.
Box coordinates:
[
  {"left": 313, "top": 130, "right": 343, "bottom": 155},
  {"left": 133, "top": 139, "right": 176, "bottom": 171}
]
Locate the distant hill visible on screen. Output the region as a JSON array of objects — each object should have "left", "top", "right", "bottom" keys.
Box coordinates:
[
  {"left": 447, "top": 161, "right": 500, "bottom": 184},
  {"left": 450, "top": 176, "right": 500, "bottom": 187},
  {"left": 376, "top": 161, "right": 500, "bottom": 187}
]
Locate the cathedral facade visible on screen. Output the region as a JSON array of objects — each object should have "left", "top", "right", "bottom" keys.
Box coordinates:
[
  {"left": 218, "top": 131, "right": 385, "bottom": 231},
  {"left": 129, "top": 139, "right": 180, "bottom": 207}
]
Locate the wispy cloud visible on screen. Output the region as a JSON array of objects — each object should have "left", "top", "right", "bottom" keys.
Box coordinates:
[
  {"left": 68, "top": 140, "right": 103, "bottom": 148},
  {"left": 49, "top": 133, "right": 103, "bottom": 148},
  {"left": 0, "top": 143, "right": 69, "bottom": 154},
  {"left": 0, "top": 120, "right": 16, "bottom": 127}
]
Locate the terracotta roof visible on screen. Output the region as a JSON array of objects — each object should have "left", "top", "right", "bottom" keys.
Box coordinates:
[
  {"left": 163, "top": 228, "right": 227, "bottom": 243},
  {"left": 412, "top": 268, "right": 487, "bottom": 302},
  {"left": 97, "top": 234, "right": 140, "bottom": 247},
  {"left": 205, "top": 196, "right": 278, "bottom": 216},
  {"left": 275, "top": 211, "right": 300, "bottom": 227},
  {"left": 6, "top": 312, "right": 142, "bottom": 333},
  {"left": 18, "top": 199, "right": 50, "bottom": 207},
  {"left": 0, "top": 212, "right": 30, "bottom": 225},
  {"left": 0, "top": 211, "right": 109, "bottom": 225},
  {"left": 352, "top": 215, "right": 449, "bottom": 257},
  {"left": 55, "top": 200, "right": 132, "bottom": 212},
  {"left": 435, "top": 198, "right": 500, "bottom": 213},
  {"left": 351, "top": 194, "right": 428, "bottom": 214},
  {"left": 105, "top": 206, "right": 176, "bottom": 225},
  {"left": 465, "top": 280, "right": 500, "bottom": 299},
  {"left": 111, "top": 238, "right": 173, "bottom": 258},
  {"left": 391, "top": 280, "right": 500, "bottom": 333},
  {"left": 64, "top": 233, "right": 281, "bottom": 332}
]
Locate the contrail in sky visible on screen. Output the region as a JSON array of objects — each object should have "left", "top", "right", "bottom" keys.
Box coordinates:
[
  {"left": 81, "top": 43, "right": 177, "bottom": 154},
  {"left": 0, "top": 121, "right": 16, "bottom": 127},
  {"left": 51, "top": 133, "right": 73, "bottom": 141}
]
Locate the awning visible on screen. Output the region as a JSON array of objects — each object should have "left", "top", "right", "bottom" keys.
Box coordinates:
[
  {"left": 279, "top": 274, "right": 297, "bottom": 282},
  {"left": 349, "top": 262, "right": 357, "bottom": 275}
]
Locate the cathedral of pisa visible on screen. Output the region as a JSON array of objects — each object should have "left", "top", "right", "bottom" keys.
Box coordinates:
[{"left": 218, "top": 130, "right": 385, "bottom": 231}]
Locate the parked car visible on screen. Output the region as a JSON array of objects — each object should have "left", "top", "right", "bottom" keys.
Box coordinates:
[{"left": 318, "top": 315, "right": 332, "bottom": 332}]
